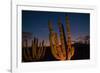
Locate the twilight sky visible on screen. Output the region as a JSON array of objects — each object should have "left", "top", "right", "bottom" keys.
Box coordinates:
[{"left": 22, "top": 10, "right": 90, "bottom": 46}]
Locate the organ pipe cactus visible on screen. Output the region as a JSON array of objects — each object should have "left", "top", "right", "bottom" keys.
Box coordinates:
[
  {"left": 48, "top": 16, "right": 75, "bottom": 60},
  {"left": 23, "top": 39, "right": 32, "bottom": 61},
  {"left": 32, "top": 37, "right": 46, "bottom": 60},
  {"left": 48, "top": 20, "right": 66, "bottom": 60},
  {"left": 23, "top": 37, "right": 46, "bottom": 61}
]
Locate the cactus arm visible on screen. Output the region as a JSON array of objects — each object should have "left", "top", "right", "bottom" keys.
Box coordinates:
[
  {"left": 40, "top": 40, "right": 46, "bottom": 59},
  {"left": 37, "top": 43, "right": 41, "bottom": 59},
  {"left": 49, "top": 33, "right": 59, "bottom": 59},
  {"left": 58, "top": 17, "right": 67, "bottom": 60},
  {"left": 42, "top": 46, "right": 46, "bottom": 58},
  {"left": 23, "top": 39, "right": 32, "bottom": 60},
  {"left": 48, "top": 19, "right": 67, "bottom": 60},
  {"left": 66, "top": 16, "right": 75, "bottom": 60},
  {"left": 32, "top": 38, "right": 36, "bottom": 59},
  {"left": 32, "top": 37, "right": 46, "bottom": 60}
]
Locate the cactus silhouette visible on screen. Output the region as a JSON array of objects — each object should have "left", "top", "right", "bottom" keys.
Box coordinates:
[
  {"left": 32, "top": 37, "right": 46, "bottom": 60},
  {"left": 23, "top": 39, "right": 32, "bottom": 61},
  {"left": 23, "top": 37, "right": 46, "bottom": 61}
]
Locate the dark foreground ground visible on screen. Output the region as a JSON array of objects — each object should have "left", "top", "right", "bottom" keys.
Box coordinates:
[{"left": 22, "top": 43, "right": 90, "bottom": 62}]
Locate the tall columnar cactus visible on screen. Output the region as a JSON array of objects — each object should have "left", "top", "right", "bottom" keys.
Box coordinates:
[
  {"left": 58, "top": 17, "right": 67, "bottom": 59},
  {"left": 48, "top": 20, "right": 66, "bottom": 60},
  {"left": 23, "top": 37, "right": 46, "bottom": 61},
  {"left": 23, "top": 39, "right": 32, "bottom": 61},
  {"left": 32, "top": 37, "right": 46, "bottom": 60},
  {"left": 48, "top": 16, "right": 75, "bottom": 60},
  {"left": 66, "top": 16, "right": 74, "bottom": 60}
]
